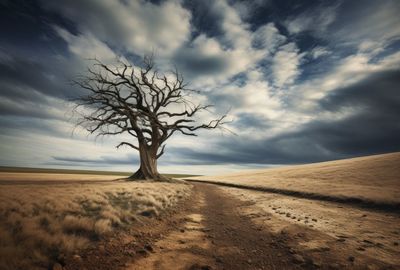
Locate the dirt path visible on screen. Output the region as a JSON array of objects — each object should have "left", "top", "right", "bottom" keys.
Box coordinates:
[
  {"left": 126, "top": 184, "right": 303, "bottom": 270},
  {"left": 65, "top": 183, "right": 398, "bottom": 270}
]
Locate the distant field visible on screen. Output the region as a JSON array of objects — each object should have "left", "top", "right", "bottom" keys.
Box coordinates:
[
  {"left": 0, "top": 166, "right": 200, "bottom": 180},
  {"left": 190, "top": 152, "right": 400, "bottom": 206},
  {"left": 0, "top": 166, "right": 131, "bottom": 175}
]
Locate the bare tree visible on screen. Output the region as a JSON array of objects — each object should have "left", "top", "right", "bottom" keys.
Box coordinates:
[{"left": 74, "top": 56, "right": 228, "bottom": 180}]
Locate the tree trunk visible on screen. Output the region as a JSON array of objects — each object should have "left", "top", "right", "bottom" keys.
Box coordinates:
[{"left": 128, "top": 144, "right": 164, "bottom": 180}]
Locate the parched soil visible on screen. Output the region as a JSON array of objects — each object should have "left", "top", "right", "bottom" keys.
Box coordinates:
[{"left": 63, "top": 183, "right": 399, "bottom": 270}]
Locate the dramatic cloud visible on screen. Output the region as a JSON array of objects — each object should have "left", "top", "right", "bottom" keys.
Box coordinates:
[
  {"left": 41, "top": 0, "right": 192, "bottom": 56},
  {"left": 0, "top": 0, "right": 399, "bottom": 174},
  {"left": 285, "top": 2, "right": 339, "bottom": 36},
  {"left": 272, "top": 42, "right": 303, "bottom": 87},
  {"left": 332, "top": 0, "right": 400, "bottom": 47}
]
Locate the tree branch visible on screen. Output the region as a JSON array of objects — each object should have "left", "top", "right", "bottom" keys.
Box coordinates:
[
  {"left": 116, "top": 142, "right": 140, "bottom": 151},
  {"left": 74, "top": 55, "right": 230, "bottom": 167},
  {"left": 156, "top": 144, "right": 166, "bottom": 159}
]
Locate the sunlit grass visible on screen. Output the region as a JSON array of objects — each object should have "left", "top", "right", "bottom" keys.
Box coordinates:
[{"left": 0, "top": 181, "right": 191, "bottom": 270}]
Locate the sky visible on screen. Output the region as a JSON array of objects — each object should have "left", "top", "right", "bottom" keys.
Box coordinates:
[{"left": 0, "top": 0, "right": 399, "bottom": 175}]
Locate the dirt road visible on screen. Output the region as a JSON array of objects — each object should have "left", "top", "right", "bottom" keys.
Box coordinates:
[
  {"left": 126, "top": 183, "right": 300, "bottom": 270},
  {"left": 65, "top": 183, "right": 399, "bottom": 270}
]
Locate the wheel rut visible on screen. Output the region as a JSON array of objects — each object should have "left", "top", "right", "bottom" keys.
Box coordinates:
[{"left": 125, "top": 183, "right": 300, "bottom": 270}]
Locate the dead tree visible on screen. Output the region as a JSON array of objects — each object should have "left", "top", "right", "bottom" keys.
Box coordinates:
[{"left": 74, "top": 56, "right": 227, "bottom": 180}]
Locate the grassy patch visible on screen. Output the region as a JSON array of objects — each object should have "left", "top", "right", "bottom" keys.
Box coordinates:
[{"left": 0, "top": 181, "right": 191, "bottom": 270}]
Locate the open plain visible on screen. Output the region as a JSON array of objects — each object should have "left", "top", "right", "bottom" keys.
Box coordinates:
[{"left": 0, "top": 153, "right": 399, "bottom": 270}]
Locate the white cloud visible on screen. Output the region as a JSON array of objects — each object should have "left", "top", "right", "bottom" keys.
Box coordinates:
[
  {"left": 177, "top": 34, "right": 265, "bottom": 87},
  {"left": 209, "top": 0, "right": 252, "bottom": 49},
  {"left": 290, "top": 50, "right": 400, "bottom": 114},
  {"left": 206, "top": 66, "right": 308, "bottom": 140},
  {"left": 272, "top": 43, "right": 303, "bottom": 87},
  {"left": 219, "top": 72, "right": 278, "bottom": 113},
  {"left": 212, "top": 0, "right": 283, "bottom": 52},
  {"left": 54, "top": 26, "right": 117, "bottom": 63},
  {"left": 43, "top": 0, "right": 191, "bottom": 56},
  {"left": 252, "top": 23, "right": 286, "bottom": 52},
  {"left": 175, "top": 2, "right": 287, "bottom": 89},
  {"left": 310, "top": 46, "right": 331, "bottom": 59}
]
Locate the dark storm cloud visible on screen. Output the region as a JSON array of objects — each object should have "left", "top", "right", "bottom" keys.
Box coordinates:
[
  {"left": 0, "top": 55, "right": 78, "bottom": 100},
  {"left": 231, "top": 113, "right": 273, "bottom": 130},
  {"left": 0, "top": 0, "right": 77, "bottom": 52},
  {"left": 165, "top": 135, "right": 336, "bottom": 166},
  {"left": 0, "top": 53, "right": 83, "bottom": 127},
  {"left": 164, "top": 70, "right": 400, "bottom": 165},
  {"left": 312, "top": 70, "right": 400, "bottom": 155},
  {"left": 52, "top": 154, "right": 139, "bottom": 165},
  {"left": 183, "top": 0, "right": 224, "bottom": 37},
  {"left": 160, "top": 146, "right": 254, "bottom": 165},
  {"left": 173, "top": 48, "right": 229, "bottom": 77},
  {"left": 0, "top": 116, "right": 71, "bottom": 139},
  {"left": 52, "top": 156, "right": 100, "bottom": 163},
  {"left": 0, "top": 100, "right": 56, "bottom": 120},
  {"left": 294, "top": 114, "right": 400, "bottom": 157},
  {"left": 0, "top": 1, "right": 83, "bottom": 122},
  {"left": 320, "top": 70, "right": 400, "bottom": 115}
]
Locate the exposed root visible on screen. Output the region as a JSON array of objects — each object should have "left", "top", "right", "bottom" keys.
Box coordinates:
[{"left": 126, "top": 169, "right": 185, "bottom": 184}]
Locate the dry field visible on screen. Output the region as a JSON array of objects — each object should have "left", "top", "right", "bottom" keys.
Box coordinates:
[
  {"left": 0, "top": 172, "right": 120, "bottom": 183},
  {"left": 119, "top": 183, "right": 400, "bottom": 270},
  {"left": 1, "top": 153, "right": 399, "bottom": 270},
  {"left": 190, "top": 152, "right": 400, "bottom": 206},
  {"left": 0, "top": 175, "right": 191, "bottom": 270},
  {"left": 222, "top": 187, "right": 400, "bottom": 267},
  {"left": 182, "top": 152, "right": 400, "bottom": 268}
]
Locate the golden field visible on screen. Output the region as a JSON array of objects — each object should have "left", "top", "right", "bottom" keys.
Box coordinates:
[{"left": 191, "top": 152, "right": 400, "bottom": 205}]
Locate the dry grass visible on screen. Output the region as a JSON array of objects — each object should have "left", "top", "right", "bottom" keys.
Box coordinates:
[
  {"left": 0, "top": 179, "right": 191, "bottom": 270},
  {"left": 191, "top": 152, "right": 400, "bottom": 205},
  {"left": 0, "top": 172, "right": 122, "bottom": 182}
]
